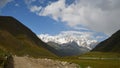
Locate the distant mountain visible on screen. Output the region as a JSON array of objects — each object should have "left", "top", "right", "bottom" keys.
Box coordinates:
[
  {"left": 47, "top": 41, "right": 90, "bottom": 56},
  {"left": 38, "top": 31, "right": 106, "bottom": 56},
  {"left": 0, "top": 16, "right": 58, "bottom": 57},
  {"left": 92, "top": 30, "right": 120, "bottom": 53},
  {"left": 38, "top": 31, "right": 101, "bottom": 50}
]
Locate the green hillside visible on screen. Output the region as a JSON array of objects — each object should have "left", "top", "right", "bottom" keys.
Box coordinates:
[{"left": 0, "top": 16, "right": 57, "bottom": 58}]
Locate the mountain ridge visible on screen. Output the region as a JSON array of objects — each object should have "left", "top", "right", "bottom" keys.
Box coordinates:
[
  {"left": 38, "top": 31, "right": 106, "bottom": 56},
  {"left": 92, "top": 30, "right": 120, "bottom": 53},
  {"left": 0, "top": 16, "right": 58, "bottom": 57},
  {"left": 38, "top": 31, "right": 101, "bottom": 50}
]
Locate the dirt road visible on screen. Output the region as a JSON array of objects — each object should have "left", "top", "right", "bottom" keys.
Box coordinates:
[{"left": 13, "top": 56, "right": 79, "bottom": 68}]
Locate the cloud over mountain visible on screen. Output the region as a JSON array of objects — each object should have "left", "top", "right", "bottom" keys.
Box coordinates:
[{"left": 25, "top": 0, "right": 120, "bottom": 35}]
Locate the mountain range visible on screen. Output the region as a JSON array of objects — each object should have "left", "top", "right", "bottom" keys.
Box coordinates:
[
  {"left": 38, "top": 31, "right": 107, "bottom": 56},
  {"left": 39, "top": 31, "right": 99, "bottom": 49}
]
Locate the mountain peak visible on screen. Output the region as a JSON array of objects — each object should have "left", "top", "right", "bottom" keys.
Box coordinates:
[{"left": 38, "top": 31, "right": 106, "bottom": 50}]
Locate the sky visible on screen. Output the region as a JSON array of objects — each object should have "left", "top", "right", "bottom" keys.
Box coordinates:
[{"left": 0, "top": 0, "right": 120, "bottom": 39}]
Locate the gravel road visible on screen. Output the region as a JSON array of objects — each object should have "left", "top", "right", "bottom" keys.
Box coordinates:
[{"left": 13, "top": 56, "right": 79, "bottom": 68}]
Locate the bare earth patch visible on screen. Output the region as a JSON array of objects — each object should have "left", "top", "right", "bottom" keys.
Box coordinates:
[{"left": 13, "top": 56, "right": 79, "bottom": 68}]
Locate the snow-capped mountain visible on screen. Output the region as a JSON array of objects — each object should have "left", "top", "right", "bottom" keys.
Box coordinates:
[
  {"left": 38, "top": 31, "right": 107, "bottom": 50},
  {"left": 38, "top": 31, "right": 107, "bottom": 56}
]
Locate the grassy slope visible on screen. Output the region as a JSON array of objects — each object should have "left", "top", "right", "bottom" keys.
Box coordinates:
[
  {"left": 79, "top": 52, "right": 120, "bottom": 58},
  {"left": 0, "top": 30, "right": 57, "bottom": 58},
  {"left": 0, "top": 16, "right": 57, "bottom": 58},
  {"left": 0, "top": 27, "right": 57, "bottom": 67}
]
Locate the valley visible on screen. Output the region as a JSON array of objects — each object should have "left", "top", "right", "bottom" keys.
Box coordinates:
[
  {"left": 0, "top": 0, "right": 120, "bottom": 67},
  {"left": 0, "top": 16, "right": 119, "bottom": 68}
]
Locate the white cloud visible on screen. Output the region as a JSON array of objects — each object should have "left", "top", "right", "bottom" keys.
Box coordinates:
[
  {"left": 39, "top": 0, "right": 66, "bottom": 21},
  {"left": 0, "top": 0, "right": 13, "bottom": 8},
  {"left": 96, "top": 36, "right": 104, "bottom": 39},
  {"left": 30, "top": 5, "right": 42, "bottom": 13},
  {"left": 73, "top": 27, "right": 90, "bottom": 31},
  {"left": 24, "top": 0, "right": 43, "bottom": 15},
  {"left": 26, "top": 0, "right": 120, "bottom": 35}
]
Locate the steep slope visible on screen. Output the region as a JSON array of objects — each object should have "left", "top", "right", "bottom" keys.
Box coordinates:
[
  {"left": 92, "top": 30, "right": 120, "bottom": 53},
  {"left": 0, "top": 16, "right": 57, "bottom": 58}
]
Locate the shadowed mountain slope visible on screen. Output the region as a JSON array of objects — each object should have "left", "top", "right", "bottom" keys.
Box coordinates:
[
  {"left": 92, "top": 30, "right": 120, "bottom": 53},
  {"left": 0, "top": 16, "right": 58, "bottom": 58}
]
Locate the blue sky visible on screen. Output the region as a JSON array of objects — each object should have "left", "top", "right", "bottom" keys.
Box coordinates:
[
  {"left": 0, "top": 0, "right": 120, "bottom": 40},
  {"left": 0, "top": 0, "right": 67, "bottom": 35},
  {"left": 0, "top": 0, "right": 92, "bottom": 35},
  {"left": 0, "top": 0, "right": 79, "bottom": 35}
]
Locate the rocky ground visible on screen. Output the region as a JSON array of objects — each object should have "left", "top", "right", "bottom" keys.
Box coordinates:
[{"left": 13, "top": 56, "right": 79, "bottom": 68}]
